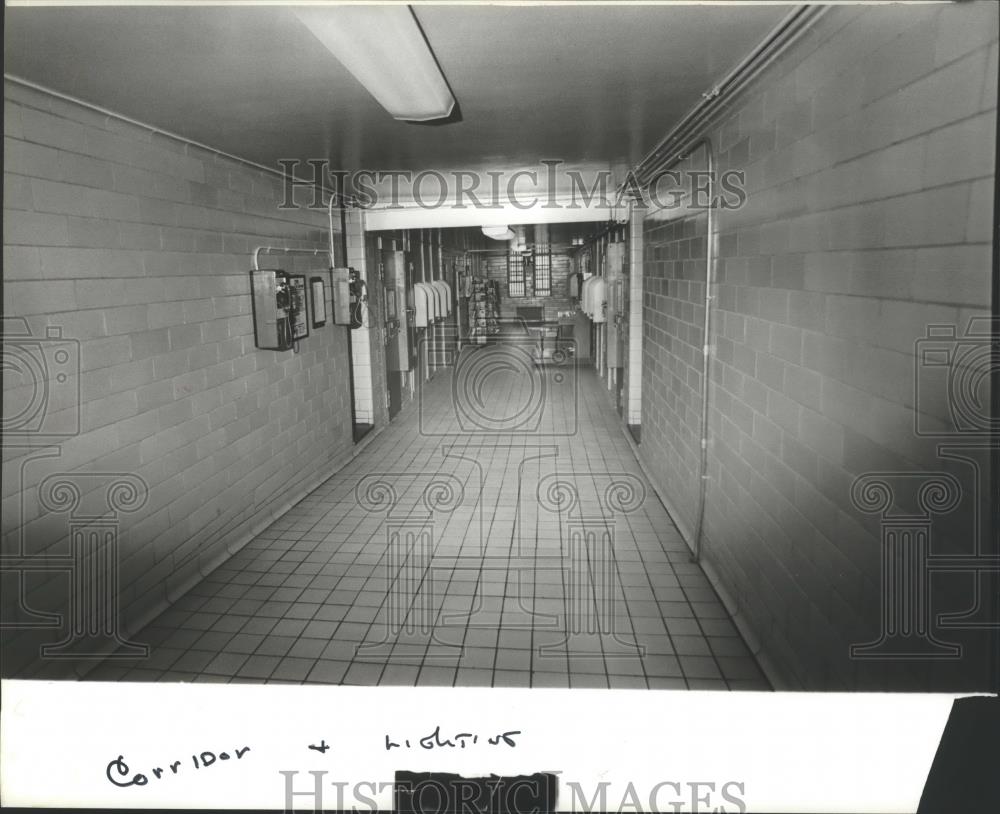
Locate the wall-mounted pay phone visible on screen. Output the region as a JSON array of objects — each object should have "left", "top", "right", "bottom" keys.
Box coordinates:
[
  {"left": 250, "top": 269, "right": 301, "bottom": 351},
  {"left": 330, "top": 267, "right": 366, "bottom": 329}
]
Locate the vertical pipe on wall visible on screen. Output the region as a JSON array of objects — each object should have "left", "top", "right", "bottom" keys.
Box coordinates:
[
  {"left": 338, "top": 199, "right": 360, "bottom": 440},
  {"left": 328, "top": 192, "right": 339, "bottom": 267},
  {"left": 633, "top": 137, "right": 718, "bottom": 564},
  {"left": 990, "top": 87, "right": 1000, "bottom": 694},
  {"left": 690, "top": 138, "right": 717, "bottom": 565}
]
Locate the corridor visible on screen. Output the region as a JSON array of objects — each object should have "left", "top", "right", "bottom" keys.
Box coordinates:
[
  {"left": 4, "top": 3, "right": 999, "bottom": 809},
  {"left": 3, "top": 1, "right": 996, "bottom": 697},
  {"left": 85, "top": 352, "right": 769, "bottom": 690}
]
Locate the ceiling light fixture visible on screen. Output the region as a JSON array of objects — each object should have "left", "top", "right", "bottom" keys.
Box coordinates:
[
  {"left": 293, "top": 5, "right": 455, "bottom": 122},
  {"left": 482, "top": 225, "right": 515, "bottom": 241}
]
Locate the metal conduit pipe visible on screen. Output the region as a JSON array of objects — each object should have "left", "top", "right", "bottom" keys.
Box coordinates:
[
  {"left": 6, "top": 73, "right": 319, "bottom": 188},
  {"left": 5, "top": 74, "right": 347, "bottom": 218},
  {"left": 692, "top": 137, "right": 716, "bottom": 565},
  {"left": 6, "top": 78, "right": 351, "bottom": 273},
  {"left": 339, "top": 204, "right": 349, "bottom": 272},
  {"left": 327, "top": 187, "right": 360, "bottom": 269},
  {"left": 251, "top": 246, "right": 326, "bottom": 270},
  {"left": 328, "top": 192, "right": 339, "bottom": 267},
  {"left": 630, "top": 4, "right": 827, "bottom": 189},
  {"left": 632, "top": 138, "right": 717, "bottom": 564}
]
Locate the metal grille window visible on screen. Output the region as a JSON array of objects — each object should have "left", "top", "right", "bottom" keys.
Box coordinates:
[
  {"left": 507, "top": 253, "right": 526, "bottom": 297},
  {"left": 533, "top": 248, "right": 552, "bottom": 296}
]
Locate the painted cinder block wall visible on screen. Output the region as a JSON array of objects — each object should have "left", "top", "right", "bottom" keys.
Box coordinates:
[
  {"left": 639, "top": 2, "right": 997, "bottom": 690},
  {"left": 2, "top": 82, "right": 356, "bottom": 677}
]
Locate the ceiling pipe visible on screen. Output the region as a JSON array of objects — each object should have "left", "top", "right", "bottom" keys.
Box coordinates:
[
  {"left": 4, "top": 73, "right": 344, "bottom": 206},
  {"left": 251, "top": 246, "right": 327, "bottom": 271},
  {"left": 627, "top": 4, "right": 826, "bottom": 189}
]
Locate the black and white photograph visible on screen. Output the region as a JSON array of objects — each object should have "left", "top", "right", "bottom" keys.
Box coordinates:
[{"left": 1, "top": 0, "right": 998, "bottom": 811}]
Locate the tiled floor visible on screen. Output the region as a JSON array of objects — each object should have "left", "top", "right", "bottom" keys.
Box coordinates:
[{"left": 87, "top": 343, "right": 770, "bottom": 689}]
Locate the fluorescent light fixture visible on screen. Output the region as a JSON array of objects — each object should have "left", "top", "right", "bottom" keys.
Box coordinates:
[
  {"left": 482, "top": 225, "right": 515, "bottom": 241},
  {"left": 294, "top": 5, "right": 455, "bottom": 122}
]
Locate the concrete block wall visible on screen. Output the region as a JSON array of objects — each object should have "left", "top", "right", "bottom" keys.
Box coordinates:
[
  {"left": 2, "top": 82, "right": 355, "bottom": 677},
  {"left": 641, "top": 210, "right": 710, "bottom": 544},
  {"left": 638, "top": 2, "right": 997, "bottom": 690}
]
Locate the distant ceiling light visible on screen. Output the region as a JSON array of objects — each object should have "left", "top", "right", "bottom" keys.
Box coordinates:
[
  {"left": 293, "top": 6, "right": 455, "bottom": 122},
  {"left": 482, "top": 225, "right": 515, "bottom": 241}
]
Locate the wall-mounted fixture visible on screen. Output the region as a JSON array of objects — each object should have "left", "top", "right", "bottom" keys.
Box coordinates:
[
  {"left": 250, "top": 269, "right": 299, "bottom": 351},
  {"left": 293, "top": 6, "right": 455, "bottom": 122},
  {"left": 331, "top": 267, "right": 366, "bottom": 328}
]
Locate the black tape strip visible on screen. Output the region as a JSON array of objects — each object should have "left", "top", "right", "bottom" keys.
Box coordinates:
[
  {"left": 394, "top": 771, "right": 557, "bottom": 814},
  {"left": 917, "top": 695, "right": 1000, "bottom": 812}
]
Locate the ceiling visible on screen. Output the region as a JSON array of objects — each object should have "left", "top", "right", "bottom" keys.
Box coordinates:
[{"left": 4, "top": 4, "right": 786, "bottom": 178}]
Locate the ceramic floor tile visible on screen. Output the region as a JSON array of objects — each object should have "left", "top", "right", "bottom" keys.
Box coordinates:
[
  {"left": 380, "top": 664, "right": 421, "bottom": 686},
  {"left": 93, "top": 365, "right": 767, "bottom": 691},
  {"left": 492, "top": 669, "right": 531, "bottom": 688},
  {"left": 204, "top": 652, "right": 248, "bottom": 676},
  {"left": 680, "top": 656, "right": 723, "bottom": 679},
  {"left": 343, "top": 662, "right": 384, "bottom": 685},
  {"left": 255, "top": 636, "right": 297, "bottom": 658},
  {"left": 306, "top": 660, "right": 351, "bottom": 683},
  {"left": 238, "top": 655, "right": 281, "bottom": 679},
  {"left": 270, "top": 658, "right": 315, "bottom": 682},
  {"left": 609, "top": 674, "right": 648, "bottom": 689},
  {"left": 455, "top": 667, "right": 493, "bottom": 686},
  {"left": 416, "top": 665, "right": 457, "bottom": 686},
  {"left": 569, "top": 673, "right": 609, "bottom": 689},
  {"left": 531, "top": 672, "right": 570, "bottom": 688}
]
